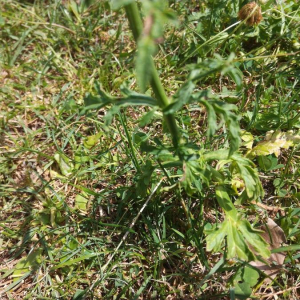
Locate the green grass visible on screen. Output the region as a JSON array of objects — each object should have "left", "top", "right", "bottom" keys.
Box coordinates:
[{"left": 1, "top": 0, "right": 300, "bottom": 299}]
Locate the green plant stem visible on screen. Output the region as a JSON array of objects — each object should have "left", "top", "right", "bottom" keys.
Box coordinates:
[{"left": 124, "top": 2, "right": 180, "bottom": 148}]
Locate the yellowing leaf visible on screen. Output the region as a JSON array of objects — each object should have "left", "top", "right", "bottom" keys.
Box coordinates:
[
  {"left": 241, "top": 130, "right": 254, "bottom": 149},
  {"left": 54, "top": 153, "right": 74, "bottom": 176},
  {"left": 75, "top": 194, "right": 89, "bottom": 211},
  {"left": 83, "top": 132, "right": 102, "bottom": 149},
  {"left": 248, "top": 130, "right": 300, "bottom": 157}
]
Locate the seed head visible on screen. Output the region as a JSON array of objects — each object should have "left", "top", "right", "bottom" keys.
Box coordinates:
[{"left": 238, "top": 2, "right": 263, "bottom": 26}]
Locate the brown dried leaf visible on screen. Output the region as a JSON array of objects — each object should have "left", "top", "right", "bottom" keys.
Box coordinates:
[{"left": 250, "top": 218, "right": 286, "bottom": 281}]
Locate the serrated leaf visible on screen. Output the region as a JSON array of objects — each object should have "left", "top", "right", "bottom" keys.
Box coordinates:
[
  {"left": 139, "top": 109, "right": 157, "bottom": 127},
  {"left": 189, "top": 53, "right": 242, "bottom": 89},
  {"left": 200, "top": 99, "right": 218, "bottom": 137},
  {"left": 201, "top": 99, "right": 241, "bottom": 155},
  {"left": 238, "top": 219, "right": 271, "bottom": 258},
  {"left": 181, "top": 159, "right": 207, "bottom": 196},
  {"left": 206, "top": 222, "right": 228, "bottom": 253},
  {"left": 207, "top": 151, "right": 263, "bottom": 202},
  {"left": 206, "top": 213, "right": 270, "bottom": 260},
  {"left": 163, "top": 81, "right": 196, "bottom": 115},
  {"left": 234, "top": 161, "right": 264, "bottom": 201}
]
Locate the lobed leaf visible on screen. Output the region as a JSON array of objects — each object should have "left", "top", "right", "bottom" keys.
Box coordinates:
[{"left": 248, "top": 130, "right": 300, "bottom": 158}]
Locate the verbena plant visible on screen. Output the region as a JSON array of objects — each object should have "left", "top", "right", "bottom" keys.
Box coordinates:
[
  {"left": 2, "top": 0, "right": 299, "bottom": 298},
  {"left": 83, "top": 0, "right": 270, "bottom": 263}
]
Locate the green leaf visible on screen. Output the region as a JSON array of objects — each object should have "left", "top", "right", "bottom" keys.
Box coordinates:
[
  {"left": 73, "top": 289, "right": 86, "bottom": 300},
  {"left": 257, "top": 155, "right": 282, "bottom": 172},
  {"left": 81, "top": 87, "right": 157, "bottom": 115},
  {"left": 110, "top": 0, "right": 134, "bottom": 10},
  {"left": 234, "top": 281, "right": 253, "bottom": 300},
  {"left": 189, "top": 53, "right": 241, "bottom": 87},
  {"left": 233, "top": 160, "right": 264, "bottom": 201},
  {"left": 54, "top": 152, "right": 74, "bottom": 177},
  {"left": 52, "top": 252, "right": 98, "bottom": 269},
  {"left": 83, "top": 132, "right": 102, "bottom": 149},
  {"left": 163, "top": 81, "right": 196, "bottom": 115},
  {"left": 271, "top": 244, "right": 300, "bottom": 254},
  {"left": 139, "top": 109, "right": 158, "bottom": 127},
  {"left": 204, "top": 151, "right": 263, "bottom": 202},
  {"left": 12, "top": 250, "right": 42, "bottom": 281},
  {"left": 227, "top": 220, "right": 254, "bottom": 260},
  {"left": 75, "top": 194, "right": 89, "bottom": 211},
  {"left": 136, "top": 160, "right": 155, "bottom": 197},
  {"left": 181, "top": 159, "right": 208, "bottom": 196},
  {"left": 200, "top": 99, "right": 241, "bottom": 155},
  {"left": 238, "top": 219, "right": 271, "bottom": 258},
  {"left": 200, "top": 99, "right": 218, "bottom": 137},
  {"left": 215, "top": 186, "right": 237, "bottom": 218},
  {"left": 239, "top": 266, "right": 260, "bottom": 287},
  {"left": 206, "top": 213, "right": 270, "bottom": 260},
  {"left": 232, "top": 266, "right": 259, "bottom": 299},
  {"left": 136, "top": 36, "right": 156, "bottom": 92},
  {"left": 241, "top": 130, "right": 254, "bottom": 149},
  {"left": 206, "top": 221, "right": 228, "bottom": 253}
]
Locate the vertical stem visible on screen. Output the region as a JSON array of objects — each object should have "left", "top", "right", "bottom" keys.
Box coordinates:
[{"left": 124, "top": 2, "right": 180, "bottom": 148}]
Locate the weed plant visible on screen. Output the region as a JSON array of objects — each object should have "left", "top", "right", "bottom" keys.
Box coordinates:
[{"left": 0, "top": 0, "right": 300, "bottom": 299}]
